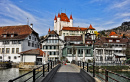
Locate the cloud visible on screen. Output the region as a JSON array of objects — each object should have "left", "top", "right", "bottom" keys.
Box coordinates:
[{"left": 0, "top": 0, "right": 53, "bottom": 36}]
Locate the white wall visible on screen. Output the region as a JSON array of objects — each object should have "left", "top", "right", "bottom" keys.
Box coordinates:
[{"left": 23, "top": 55, "right": 36, "bottom": 62}]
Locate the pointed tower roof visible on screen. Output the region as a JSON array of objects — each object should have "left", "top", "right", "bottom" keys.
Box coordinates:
[
  {"left": 70, "top": 14, "right": 73, "bottom": 20},
  {"left": 54, "top": 15, "right": 57, "bottom": 20},
  {"left": 109, "top": 31, "right": 117, "bottom": 36},
  {"left": 88, "top": 24, "right": 95, "bottom": 30},
  {"left": 57, "top": 13, "right": 60, "bottom": 18},
  {"left": 48, "top": 28, "right": 50, "bottom": 32}
]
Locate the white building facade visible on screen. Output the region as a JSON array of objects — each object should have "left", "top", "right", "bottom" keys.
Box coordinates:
[
  {"left": 0, "top": 25, "right": 39, "bottom": 62},
  {"left": 41, "top": 30, "right": 64, "bottom": 61},
  {"left": 54, "top": 13, "right": 73, "bottom": 34}
]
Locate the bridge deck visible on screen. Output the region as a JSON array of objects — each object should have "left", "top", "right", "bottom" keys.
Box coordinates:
[{"left": 49, "top": 64, "right": 87, "bottom": 82}]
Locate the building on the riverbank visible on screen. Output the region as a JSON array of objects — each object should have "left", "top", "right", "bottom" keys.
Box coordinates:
[
  {"left": 19, "top": 48, "right": 47, "bottom": 65},
  {"left": 0, "top": 24, "right": 39, "bottom": 62},
  {"left": 41, "top": 29, "right": 64, "bottom": 61},
  {"left": 94, "top": 31, "right": 129, "bottom": 63},
  {"left": 62, "top": 33, "right": 95, "bottom": 62}
]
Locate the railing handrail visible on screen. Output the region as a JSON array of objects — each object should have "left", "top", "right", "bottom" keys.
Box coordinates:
[
  {"left": 8, "top": 61, "right": 58, "bottom": 82},
  {"left": 76, "top": 61, "right": 130, "bottom": 82}
]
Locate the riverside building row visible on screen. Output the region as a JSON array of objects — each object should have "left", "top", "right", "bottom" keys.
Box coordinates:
[{"left": 0, "top": 12, "right": 129, "bottom": 64}]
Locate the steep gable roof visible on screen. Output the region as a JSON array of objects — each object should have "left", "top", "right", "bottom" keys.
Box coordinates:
[
  {"left": 109, "top": 31, "right": 118, "bottom": 36},
  {"left": 88, "top": 24, "right": 95, "bottom": 30},
  {"left": 19, "top": 48, "right": 46, "bottom": 56},
  {"left": 0, "top": 25, "right": 38, "bottom": 40}
]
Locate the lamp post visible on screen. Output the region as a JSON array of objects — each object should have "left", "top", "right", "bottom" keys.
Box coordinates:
[{"left": 91, "top": 34, "right": 96, "bottom": 77}]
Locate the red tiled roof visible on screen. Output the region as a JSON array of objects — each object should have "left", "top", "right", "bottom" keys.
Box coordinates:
[
  {"left": 54, "top": 15, "right": 57, "bottom": 20},
  {"left": 0, "top": 25, "right": 38, "bottom": 40},
  {"left": 49, "top": 30, "right": 58, "bottom": 35},
  {"left": 57, "top": 13, "right": 60, "bottom": 17},
  {"left": 56, "top": 13, "right": 70, "bottom": 22},
  {"left": 88, "top": 24, "right": 95, "bottom": 30},
  {"left": 62, "top": 27, "right": 87, "bottom": 31},
  {"left": 109, "top": 32, "right": 118, "bottom": 36},
  {"left": 65, "top": 36, "right": 82, "bottom": 41},
  {"left": 70, "top": 14, "right": 73, "bottom": 19},
  {"left": 19, "top": 48, "right": 46, "bottom": 56}
]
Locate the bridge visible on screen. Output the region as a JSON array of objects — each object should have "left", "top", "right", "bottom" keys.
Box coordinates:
[{"left": 8, "top": 61, "right": 130, "bottom": 82}]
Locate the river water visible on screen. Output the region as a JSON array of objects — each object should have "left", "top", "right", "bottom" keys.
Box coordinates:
[
  {"left": 0, "top": 68, "right": 130, "bottom": 82},
  {"left": 0, "top": 68, "right": 32, "bottom": 82}
]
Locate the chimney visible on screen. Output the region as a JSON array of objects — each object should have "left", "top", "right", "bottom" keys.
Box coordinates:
[
  {"left": 30, "top": 23, "right": 33, "bottom": 28},
  {"left": 82, "top": 33, "right": 85, "bottom": 44}
]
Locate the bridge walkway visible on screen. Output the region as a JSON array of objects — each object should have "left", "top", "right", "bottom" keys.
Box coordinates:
[{"left": 49, "top": 64, "right": 88, "bottom": 82}]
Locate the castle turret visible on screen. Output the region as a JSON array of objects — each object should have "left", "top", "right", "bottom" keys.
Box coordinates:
[
  {"left": 54, "top": 15, "right": 57, "bottom": 31},
  {"left": 57, "top": 13, "right": 61, "bottom": 34},
  {"left": 70, "top": 14, "right": 73, "bottom": 27}
]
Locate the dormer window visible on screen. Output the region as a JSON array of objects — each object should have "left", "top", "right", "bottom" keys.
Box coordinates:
[
  {"left": 3, "top": 35, "right": 6, "bottom": 38},
  {"left": 11, "top": 35, "right": 14, "bottom": 37}
]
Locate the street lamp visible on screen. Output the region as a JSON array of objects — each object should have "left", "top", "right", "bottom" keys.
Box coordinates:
[{"left": 91, "top": 34, "right": 96, "bottom": 77}]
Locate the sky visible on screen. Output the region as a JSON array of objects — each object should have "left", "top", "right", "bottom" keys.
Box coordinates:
[{"left": 0, "top": 0, "right": 130, "bottom": 36}]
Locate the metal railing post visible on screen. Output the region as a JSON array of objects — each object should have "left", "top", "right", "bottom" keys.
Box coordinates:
[
  {"left": 105, "top": 70, "right": 108, "bottom": 82},
  {"left": 83, "top": 62, "right": 84, "bottom": 69},
  {"left": 43, "top": 65, "right": 44, "bottom": 77},
  {"left": 87, "top": 63, "right": 88, "bottom": 72},
  {"left": 78, "top": 61, "right": 79, "bottom": 66},
  {"left": 93, "top": 63, "right": 95, "bottom": 77},
  {"left": 53, "top": 61, "right": 54, "bottom": 67},
  {"left": 48, "top": 63, "right": 49, "bottom": 72},
  {"left": 51, "top": 61, "right": 52, "bottom": 69},
  {"left": 33, "top": 69, "right": 35, "bottom": 82},
  {"left": 80, "top": 61, "right": 81, "bottom": 67}
]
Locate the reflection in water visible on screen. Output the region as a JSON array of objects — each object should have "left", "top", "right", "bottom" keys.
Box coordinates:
[
  {"left": 96, "top": 71, "right": 130, "bottom": 82},
  {"left": 0, "top": 68, "right": 32, "bottom": 82}
]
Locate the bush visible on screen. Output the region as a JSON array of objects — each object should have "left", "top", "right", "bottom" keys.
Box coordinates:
[{"left": 126, "top": 59, "right": 130, "bottom": 64}]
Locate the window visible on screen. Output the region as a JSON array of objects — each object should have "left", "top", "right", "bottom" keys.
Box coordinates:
[
  {"left": 8, "top": 56, "right": 11, "bottom": 59},
  {"left": 12, "top": 48, "right": 15, "bottom": 53},
  {"left": 109, "top": 40, "right": 113, "bottom": 42},
  {"left": 50, "top": 46, "right": 52, "bottom": 49},
  {"left": 0, "top": 56, "right": 2, "bottom": 59},
  {"left": 54, "top": 52, "right": 56, "bottom": 55},
  {"left": 2, "top": 48, "right": 4, "bottom": 53},
  {"left": 29, "top": 36, "right": 31, "bottom": 39},
  {"left": 14, "top": 56, "right": 17, "bottom": 59},
  {"left": 116, "top": 40, "right": 120, "bottom": 42},
  {"left": 50, "top": 52, "right": 52, "bottom": 55},
  {"left": 86, "top": 49, "right": 90, "bottom": 54},
  {"left": 18, "top": 41, "right": 21, "bottom": 44},
  {"left": 12, "top": 41, "right": 17, "bottom": 44},
  {"left": 3, "top": 35, "right": 6, "bottom": 38},
  {"left": 78, "top": 49, "right": 80, "bottom": 54},
  {"left": 16, "top": 48, "right": 19, "bottom": 53},
  {"left": 6, "top": 48, "right": 10, "bottom": 53},
  {"left": 3, "top": 41, "right": 9, "bottom": 44},
  {"left": 35, "top": 38, "right": 36, "bottom": 41},
  {"left": 54, "top": 46, "right": 56, "bottom": 49},
  {"left": 32, "top": 42, "right": 34, "bottom": 47},
  {"left": 46, "top": 46, "right": 48, "bottom": 49},
  {"left": 0, "top": 48, "right": 1, "bottom": 54},
  {"left": 28, "top": 41, "right": 30, "bottom": 46},
  {"left": 11, "top": 35, "right": 13, "bottom": 37},
  {"left": 35, "top": 44, "right": 36, "bottom": 47}
]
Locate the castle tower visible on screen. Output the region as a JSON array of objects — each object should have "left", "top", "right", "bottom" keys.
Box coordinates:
[
  {"left": 70, "top": 14, "right": 73, "bottom": 27},
  {"left": 53, "top": 13, "right": 73, "bottom": 34}
]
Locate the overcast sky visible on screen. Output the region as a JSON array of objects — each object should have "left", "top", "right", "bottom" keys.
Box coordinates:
[{"left": 0, "top": 0, "right": 130, "bottom": 36}]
